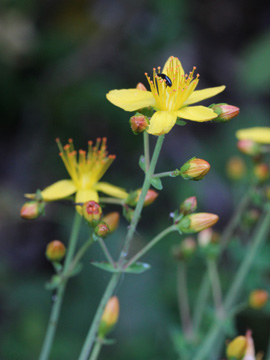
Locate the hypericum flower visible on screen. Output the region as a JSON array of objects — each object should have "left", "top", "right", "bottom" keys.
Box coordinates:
[
  {"left": 178, "top": 213, "right": 219, "bottom": 233},
  {"left": 226, "top": 336, "right": 247, "bottom": 360},
  {"left": 107, "top": 56, "right": 225, "bottom": 135},
  {"left": 236, "top": 127, "right": 270, "bottom": 144},
  {"left": 25, "top": 138, "right": 128, "bottom": 207},
  {"left": 46, "top": 240, "right": 66, "bottom": 262}
]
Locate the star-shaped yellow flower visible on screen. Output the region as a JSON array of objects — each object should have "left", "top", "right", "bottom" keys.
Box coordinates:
[
  {"left": 236, "top": 127, "right": 270, "bottom": 144},
  {"left": 25, "top": 138, "right": 128, "bottom": 208},
  {"left": 107, "top": 56, "right": 225, "bottom": 136}
]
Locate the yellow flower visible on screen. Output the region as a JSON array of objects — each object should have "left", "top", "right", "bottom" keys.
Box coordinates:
[
  {"left": 25, "top": 138, "right": 128, "bottom": 207},
  {"left": 107, "top": 56, "right": 225, "bottom": 136},
  {"left": 236, "top": 127, "right": 270, "bottom": 144}
]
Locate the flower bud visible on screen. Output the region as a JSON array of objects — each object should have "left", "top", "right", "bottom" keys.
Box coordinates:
[
  {"left": 126, "top": 189, "right": 158, "bottom": 207},
  {"left": 254, "top": 163, "right": 270, "bottom": 183},
  {"left": 98, "top": 296, "right": 119, "bottom": 338},
  {"left": 95, "top": 221, "right": 110, "bottom": 238},
  {"left": 178, "top": 213, "right": 219, "bottom": 234},
  {"left": 249, "top": 290, "right": 268, "bottom": 309},
  {"left": 136, "top": 82, "right": 147, "bottom": 91},
  {"left": 226, "top": 156, "right": 247, "bottom": 180},
  {"left": 243, "top": 330, "right": 255, "bottom": 360},
  {"left": 20, "top": 201, "right": 43, "bottom": 220},
  {"left": 180, "top": 158, "right": 210, "bottom": 181},
  {"left": 130, "top": 113, "right": 149, "bottom": 134},
  {"left": 242, "top": 209, "right": 260, "bottom": 227},
  {"left": 180, "top": 196, "right": 197, "bottom": 215},
  {"left": 237, "top": 139, "right": 262, "bottom": 156},
  {"left": 82, "top": 201, "right": 102, "bottom": 226},
  {"left": 46, "top": 240, "right": 66, "bottom": 262},
  {"left": 103, "top": 212, "right": 120, "bottom": 233},
  {"left": 172, "top": 237, "right": 196, "bottom": 261},
  {"left": 209, "top": 103, "right": 240, "bottom": 122},
  {"left": 226, "top": 336, "right": 247, "bottom": 360}
]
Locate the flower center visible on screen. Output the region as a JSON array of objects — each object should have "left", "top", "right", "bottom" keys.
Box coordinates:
[
  {"left": 56, "top": 137, "right": 115, "bottom": 190},
  {"left": 145, "top": 56, "right": 199, "bottom": 111}
]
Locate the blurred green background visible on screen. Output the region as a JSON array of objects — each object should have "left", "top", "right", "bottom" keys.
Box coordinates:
[{"left": 1, "top": 0, "right": 270, "bottom": 359}]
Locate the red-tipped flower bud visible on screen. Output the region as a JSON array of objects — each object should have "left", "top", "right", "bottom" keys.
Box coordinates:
[
  {"left": 209, "top": 103, "right": 240, "bottom": 122},
  {"left": 98, "top": 296, "right": 119, "bottom": 338},
  {"left": 180, "top": 196, "right": 197, "bottom": 215},
  {"left": 254, "top": 163, "right": 270, "bottom": 183},
  {"left": 95, "top": 222, "right": 110, "bottom": 238},
  {"left": 103, "top": 212, "right": 120, "bottom": 233},
  {"left": 237, "top": 139, "right": 262, "bottom": 156},
  {"left": 178, "top": 213, "right": 219, "bottom": 234},
  {"left": 226, "top": 336, "right": 247, "bottom": 360},
  {"left": 82, "top": 201, "right": 102, "bottom": 226},
  {"left": 20, "top": 201, "right": 42, "bottom": 220},
  {"left": 130, "top": 113, "right": 149, "bottom": 134},
  {"left": 127, "top": 189, "right": 158, "bottom": 207},
  {"left": 46, "top": 240, "right": 66, "bottom": 262},
  {"left": 136, "top": 82, "right": 147, "bottom": 91},
  {"left": 226, "top": 156, "right": 247, "bottom": 180},
  {"left": 249, "top": 290, "right": 269, "bottom": 309},
  {"left": 180, "top": 158, "right": 210, "bottom": 181},
  {"left": 172, "top": 237, "right": 196, "bottom": 261}
]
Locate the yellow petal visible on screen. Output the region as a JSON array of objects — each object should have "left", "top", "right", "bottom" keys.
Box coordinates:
[
  {"left": 106, "top": 89, "right": 155, "bottom": 112},
  {"left": 75, "top": 189, "right": 99, "bottom": 215},
  {"left": 94, "top": 182, "right": 128, "bottom": 199},
  {"left": 184, "top": 85, "right": 226, "bottom": 106},
  {"left": 177, "top": 106, "right": 217, "bottom": 122},
  {"left": 147, "top": 111, "right": 177, "bottom": 135},
  {"left": 162, "top": 56, "right": 185, "bottom": 77},
  {"left": 39, "top": 180, "right": 77, "bottom": 201},
  {"left": 236, "top": 127, "right": 270, "bottom": 144}
]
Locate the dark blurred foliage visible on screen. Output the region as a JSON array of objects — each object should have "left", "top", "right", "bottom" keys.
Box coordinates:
[{"left": 0, "top": 0, "right": 270, "bottom": 359}]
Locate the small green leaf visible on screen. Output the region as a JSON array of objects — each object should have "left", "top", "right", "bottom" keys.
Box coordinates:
[
  {"left": 91, "top": 262, "right": 120, "bottom": 273},
  {"left": 150, "top": 177, "right": 163, "bottom": 190},
  {"left": 101, "top": 338, "right": 116, "bottom": 346},
  {"left": 69, "top": 263, "right": 83, "bottom": 277},
  {"left": 45, "top": 275, "right": 62, "bottom": 290},
  {"left": 124, "top": 262, "right": 151, "bottom": 274},
  {"left": 139, "top": 155, "right": 146, "bottom": 172},
  {"left": 176, "top": 119, "right": 187, "bottom": 126}
]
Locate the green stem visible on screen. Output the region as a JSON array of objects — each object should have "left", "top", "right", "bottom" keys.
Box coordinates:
[
  {"left": 192, "top": 275, "right": 210, "bottom": 336},
  {"left": 193, "top": 207, "right": 270, "bottom": 360},
  {"left": 39, "top": 212, "right": 82, "bottom": 360},
  {"left": 207, "top": 258, "right": 224, "bottom": 318},
  {"left": 98, "top": 197, "right": 125, "bottom": 205},
  {"left": 177, "top": 262, "right": 193, "bottom": 338},
  {"left": 124, "top": 225, "right": 176, "bottom": 269},
  {"left": 65, "top": 237, "right": 93, "bottom": 278},
  {"left": 144, "top": 132, "right": 150, "bottom": 171},
  {"left": 98, "top": 238, "right": 116, "bottom": 268},
  {"left": 88, "top": 340, "right": 102, "bottom": 360},
  {"left": 78, "top": 273, "right": 120, "bottom": 360},
  {"left": 153, "top": 170, "right": 178, "bottom": 178}
]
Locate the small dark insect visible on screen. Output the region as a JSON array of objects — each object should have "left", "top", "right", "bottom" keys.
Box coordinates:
[{"left": 156, "top": 73, "right": 172, "bottom": 87}]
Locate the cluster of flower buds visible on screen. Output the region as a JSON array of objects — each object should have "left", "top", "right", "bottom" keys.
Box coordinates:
[
  {"left": 209, "top": 103, "right": 240, "bottom": 123},
  {"left": 226, "top": 330, "right": 256, "bottom": 360},
  {"left": 46, "top": 240, "right": 66, "bottom": 262},
  {"left": 178, "top": 213, "right": 219, "bottom": 234},
  {"left": 226, "top": 156, "right": 247, "bottom": 181},
  {"left": 172, "top": 237, "right": 196, "bottom": 261},
  {"left": 98, "top": 296, "right": 119, "bottom": 338},
  {"left": 180, "top": 157, "right": 210, "bottom": 181},
  {"left": 20, "top": 200, "right": 45, "bottom": 220},
  {"left": 249, "top": 289, "right": 268, "bottom": 309},
  {"left": 126, "top": 189, "right": 158, "bottom": 207}
]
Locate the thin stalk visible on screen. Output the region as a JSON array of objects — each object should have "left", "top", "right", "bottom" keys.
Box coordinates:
[
  {"left": 88, "top": 340, "right": 102, "bottom": 360},
  {"left": 153, "top": 170, "right": 177, "bottom": 178},
  {"left": 124, "top": 225, "right": 177, "bottom": 269},
  {"left": 78, "top": 273, "right": 120, "bottom": 360},
  {"left": 39, "top": 212, "right": 82, "bottom": 360},
  {"left": 144, "top": 131, "right": 150, "bottom": 171},
  {"left": 98, "top": 238, "right": 116, "bottom": 268},
  {"left": 207, "top": 258, "right": 224, "bottom": 318},
  {"left": 98, "top": 197, "right": 125, "bottom": 205},
  {"left": 65, "top": 237, "right": 93, "bottom": 278},
  {"left": 193, "top": 207, "right": 270, "bottom": 360},
  {"left": 177, "top": 262, "right": 193, "bottom": 338},
  {"left": 192, "top": 275, "right": 210, "bottom": 335}
]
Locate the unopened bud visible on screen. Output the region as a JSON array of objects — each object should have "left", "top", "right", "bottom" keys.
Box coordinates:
[
  {"left": 130, "top": 113, "right": 149, "bottom": 134},
  {"left": 249, "top": 290, "right": 268, "bottom": 309},
  {"left": 226, "top": 156, "right": 247, "bottom": 180},
  {"left": 20, "top": 201, "right": 42, "bottom": 220},
  {"left": 242, "top": 209, "right": 260, "bottom": 227},
  {"left": 172, "top": 237, "right": 196, "bottom": 261},
  {"left": 46, "top": 240, "right": 66, "bottom": 262},
  {"left": 254, "top": 163, "right": 270, "bottom": 183},
  {"left": 178, "top": 213, "right": 219, "bottom": 234},
  {"left": 180, "top": 158, "right": 210, "bottom": 181},
  {"left": 126, "top": 189, "right": 158, "bottom": 207},
  {"left": 180, "top": 196, "right": 197, "bottom": 215},
  {"left": 209, "top": 103, "right": 240, "bottom": 122},
  {"left": 237, "top": 139, "right": 262, "bottom": 156},
  {"left": 103, "top": 212, "right": 120, "bottom": 233},
  {"left": 95, "top": 222, "right": 110, "bottom": 238},
  {"left": 243, "top": 330, "right": 255, "bottom": 360},
  {"left": 82, "top": 201, "right": 102, "bottom": 226},
  {"left": 136, "top": 82, "right": 147, "bottom": 91},
  {"left": 98, "top": 296, "right": 119, "bottom": 338},
  {"left": 226, "top": 336, "right": 247, "bottom": 360},
  {"left": 198, "top": 228, "right": 217, "bottom": 247}
]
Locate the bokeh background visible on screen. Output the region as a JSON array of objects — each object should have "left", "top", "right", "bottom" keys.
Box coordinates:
[{"left": 1, "top": 0, "right": 270, "bottom": 359}]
